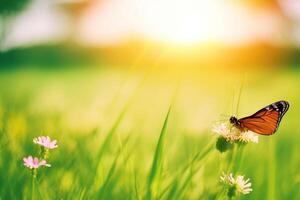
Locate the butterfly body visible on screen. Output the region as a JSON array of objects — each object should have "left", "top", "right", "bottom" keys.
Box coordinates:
[
  {"left": 230, "top": 116, "right": 247, "bottom": 132},
  {"left": 229, "top": 100, "right": 289, "bottom": 135}
]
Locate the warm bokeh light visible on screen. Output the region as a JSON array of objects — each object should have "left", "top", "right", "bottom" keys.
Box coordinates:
[
  {"left": 138, "top": 0, "right": 225, "bottom": 44},
  {"left": 78, "top": 0, "right": 283, "bottom": 46}
]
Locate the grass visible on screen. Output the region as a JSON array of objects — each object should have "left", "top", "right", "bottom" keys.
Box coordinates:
[{"left": 0, "top": 66, "right": 300, "bottom": 199}]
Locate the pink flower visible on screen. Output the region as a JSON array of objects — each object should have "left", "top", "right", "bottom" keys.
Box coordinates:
[
  {"left": 23, "top": 156, "right": 51, "bottom": 169},
  {"left": 33, "top": 136, "right": 58, "bottom": 149}
]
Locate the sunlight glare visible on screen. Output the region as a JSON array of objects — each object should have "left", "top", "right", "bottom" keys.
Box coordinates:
[{"left": 139, "top": 0, "right": 226, "bottom": 45}]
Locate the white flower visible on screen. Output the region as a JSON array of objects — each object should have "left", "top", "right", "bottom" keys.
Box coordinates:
[
  {"left": 212, "top": 123, "right": 258, "bottom": 144},
  {"left": 235, "top": 175, "right": 253, "bottom": 194},
  {"left": 220, "top": 172, "right": 253, "bottom": 195},
  {"left": 212, "top": 123, "right": 230, "bottom": 136},
  {"left": 220, "top": 172, "right": 235, "bottom": 184},
  {"left": 238, "top": 131, "right": 258, "bottom": 143}
]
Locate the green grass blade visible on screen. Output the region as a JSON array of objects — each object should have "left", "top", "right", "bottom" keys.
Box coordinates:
[
  {"left": 134, "top": 173, "right": 140, "bottom": 200},
  {"left": 95, "top": 135, "right": 131, "bottom": 199},
  {"left": 88, "top": 101, "right": 131, "bottom": 190},
  {"left": 146, "top": 106, "right": 171, "bottom": 199},
  {"left": 160, "top": 139, "right": 215, "bottom": 199},
  {"left": 235, "top": 74, "right": 246, "bottom": 117},
  {"left": 96, "top": 154, "right": 120, "bottom": 199},
  {"left": 267, "top": 139, "right": 276, "bottom": 200}
]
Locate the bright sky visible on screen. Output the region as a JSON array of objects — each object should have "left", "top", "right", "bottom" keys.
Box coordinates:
[
  {"left": 78, "top": 0, "right": 283, "bottom": 45},
  {"left": 4, "top": 0, "right": 300, "bottom": 48}
]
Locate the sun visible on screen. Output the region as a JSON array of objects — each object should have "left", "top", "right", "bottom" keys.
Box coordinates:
[{"left": 139, "top": 0, "right": 226, "bottom": 45}]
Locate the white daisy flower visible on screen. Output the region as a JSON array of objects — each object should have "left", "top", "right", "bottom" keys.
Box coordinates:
[
  {"left": 238, "top": 131, "right": 258, "bottom": 143},
  {"left": 235, "top": 175, "right": 253, "bottom": 194},
  {"left": 212, "top": 123, "right": 258, "bottom": 144},
  {"left": 220, "top": 172, "right": 253, "bottom": 197},
  {"left": 212, "top": 123, "right": 230, "bottom": 136}
]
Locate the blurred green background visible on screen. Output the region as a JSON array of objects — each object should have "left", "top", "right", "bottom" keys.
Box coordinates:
[{"left": 1, "top": 0, "right": 300, "bottom": 199}]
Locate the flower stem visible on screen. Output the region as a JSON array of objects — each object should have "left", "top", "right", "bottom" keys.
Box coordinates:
[
  {"left": 225, "top": 146, "right": 235, "bottom": 172},
  {"left": 226, "top": 144, "right": 245, "bottom": 173},
  {"left": 233, "top": 144, "right": 245, "bottom": 172},
  {"left": 31, "top": 176, "right": 35, "bottom": 200}
]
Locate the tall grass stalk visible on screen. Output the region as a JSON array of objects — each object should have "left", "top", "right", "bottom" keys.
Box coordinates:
[
  {"left": 234, "top": 74, "right": 246, "bottom": 117},
  {"left": 95, "top": 135, "right": 131, "bottom": 199},
  {"left": 159, "top": 138, "right": 215, "bottom": 199},
  {"left": 134, "top": 173, "right": 140, "bottom": 200},
  {"left": 267, "top": 139, "right": 276, "bottom": 200},
  {"left": 146, "top": 106, "right": 171, "bottom": 199},
  {"left": 92, "top": 46, "right": 169, "bottom": 188},
  {"left": 89, "top": 86, "right": 137, "bottom": 191}
]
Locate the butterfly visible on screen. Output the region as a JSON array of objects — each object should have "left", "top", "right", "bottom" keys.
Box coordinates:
[{"left": 229, "top": 100, "right": 289, "bottom": 135}]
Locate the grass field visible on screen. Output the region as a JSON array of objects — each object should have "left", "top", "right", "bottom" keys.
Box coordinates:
[{"left": 0, "top": 66, "right": 299, "bottom": 199}]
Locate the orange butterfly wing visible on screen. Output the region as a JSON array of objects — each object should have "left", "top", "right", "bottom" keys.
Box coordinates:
[
  {"left": 238, "top": 101, "right": 289, "bottom": 135},
  {"left": 239, "top": 110, "right": 279, "bottom": 135}
]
